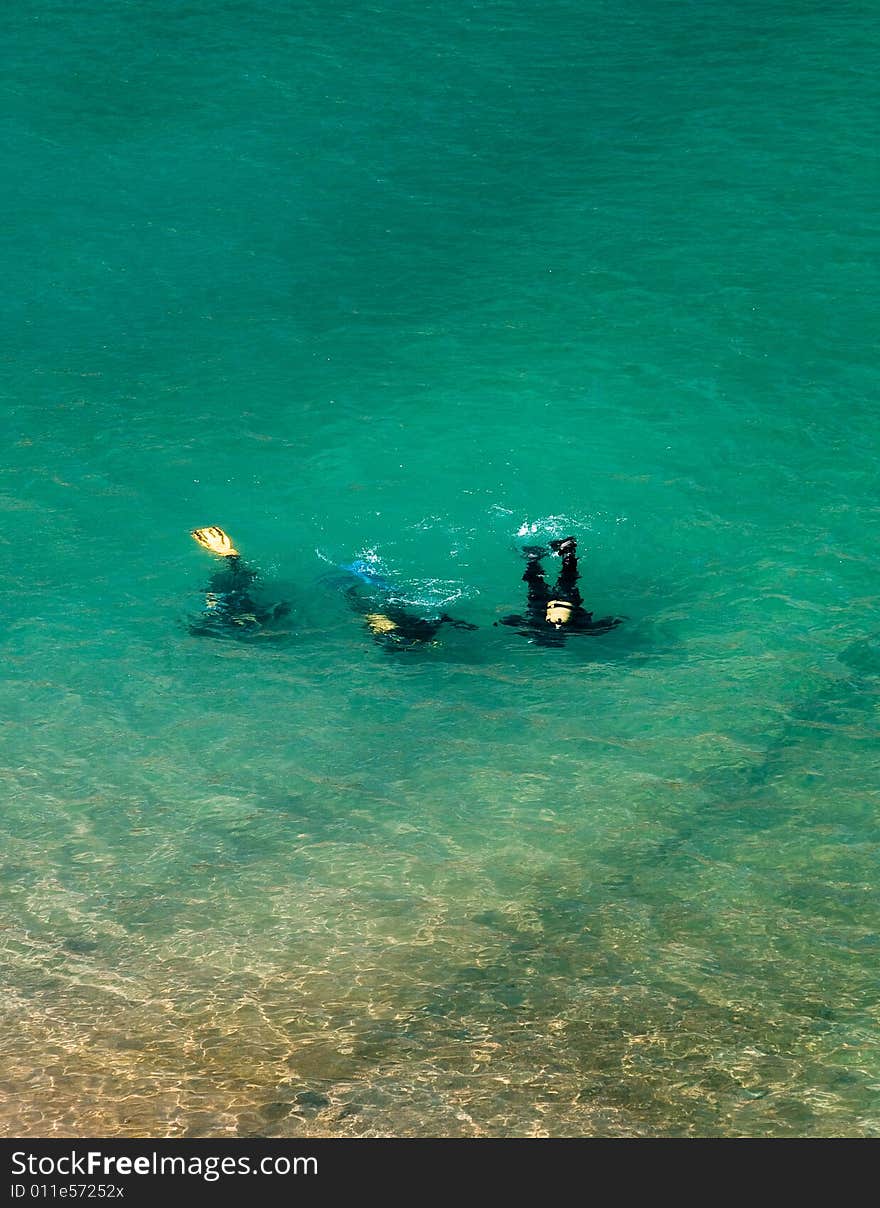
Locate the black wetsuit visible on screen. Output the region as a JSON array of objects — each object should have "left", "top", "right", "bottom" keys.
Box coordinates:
[
  {"left": 498, "top": 548, "right": 620, "bottom": 648},
  {"left": 190, "top": 555, "right": 290, "bottom": 637},
  {"left": 345, "top": 585, "right": 476, "bottom": 651}
]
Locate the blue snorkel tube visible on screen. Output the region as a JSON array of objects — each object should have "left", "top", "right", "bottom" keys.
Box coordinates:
[{"left": 339, "top": 559, "right": 395, "bottom": 594}]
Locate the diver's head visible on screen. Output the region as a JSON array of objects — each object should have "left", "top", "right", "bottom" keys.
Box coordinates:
[
  {"left": 191, "top": 526, "right": 239, "bottom": 557},
  {"left": 365, "top": 613, "right": 397, "bottom": 635},
  {"left": 545, "top": 599, "right": 573, "bottom": 628}
]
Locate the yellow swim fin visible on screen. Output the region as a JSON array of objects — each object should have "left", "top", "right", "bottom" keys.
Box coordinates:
[
  {"left": 191, "top": 526, "right": 240, "bottom": 557},
  {"left": 365, "top": 613, "right": 397, "bottom": 635}
]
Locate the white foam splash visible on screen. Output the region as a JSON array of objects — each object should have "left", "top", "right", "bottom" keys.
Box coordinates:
[{"left": 515, "top": 514, "right": 585, "bottom": 540}]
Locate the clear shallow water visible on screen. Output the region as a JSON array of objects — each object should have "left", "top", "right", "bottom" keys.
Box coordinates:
[{"left": 1, "top": 0, "right": 879, "bottom": 1136}]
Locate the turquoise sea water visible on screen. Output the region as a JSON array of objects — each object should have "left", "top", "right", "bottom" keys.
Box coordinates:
[{"left": 2, "top": 0, "right": 879, "bottom": 1136}]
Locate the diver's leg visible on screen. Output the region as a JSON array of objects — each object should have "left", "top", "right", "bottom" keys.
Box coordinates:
[
  {"left": 205, "top": 555, "right": 257, "bottom": 598},
  {"left": 521, "top": 555, "right": 551, "bottom": 631},
  {"left": 227, "top": 555, "right": 258, "bottom": 593},
  {"left": 205, "top": 557, "right": 265, "bottom": 627},
  {"left": 550, "top": 538, "right": 582, "bottom": 603},
  {"left": 522, "top": 552, "right": 551, "bottom": 604},
  {"left": 554, "top": 565, "right": 583, "bottom": 607}
]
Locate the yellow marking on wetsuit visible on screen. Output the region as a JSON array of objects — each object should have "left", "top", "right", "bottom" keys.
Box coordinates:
[
  {"left": 365, "top": 613, "right": 397, "bottom": 635},
  {"left": 545, "top": 599, "right": 573, "bottom": 626},
  {"left": 191, "top": 526, "right": 239, "bottom": 557}
]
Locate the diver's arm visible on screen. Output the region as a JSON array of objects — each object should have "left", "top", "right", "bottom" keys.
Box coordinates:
[
  {"left": 440, "top": 614, "right": 478, "bottom": 631},
  {"left": 589, "top": 616, "right": 623, "bottom": 632},
  {"left": 572, "top": 612, "right": 623, "bottom": 634},
  {"left": 343, "top": 583, "right": 370, "bottom": 614}
]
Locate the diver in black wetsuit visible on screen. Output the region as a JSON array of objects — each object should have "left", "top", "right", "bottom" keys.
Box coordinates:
[
  {"left": 496, "top": 536, "right": 621, "bottom": 648},
  {"left": 343, "top": 583, "right": 477, "bottom": 652},
  {"left": 189, "top": 526, "right": 290, "bottom": 637}
]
